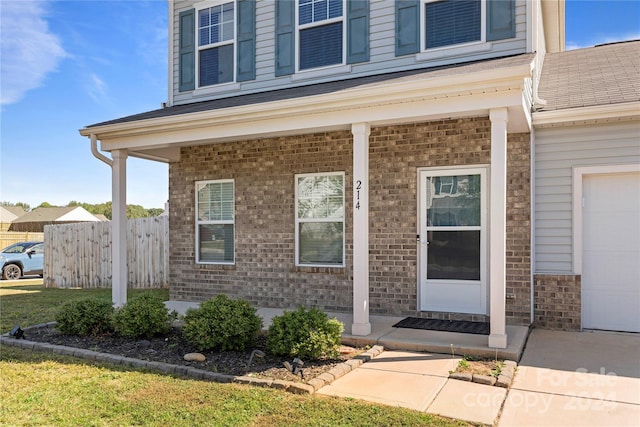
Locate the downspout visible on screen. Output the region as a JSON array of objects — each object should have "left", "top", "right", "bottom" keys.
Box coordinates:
[
  {"left": 530, "top": 129, "right": 536, "bottom": 325},
  {"left": 89, "top": 134, "right": 127, "bottom": 308},
  {"left": 532, "top": 55, "right": 548, "bottom": 111},
  {"left": 90, "top": 134, "right": 113, "bottom": 166}
]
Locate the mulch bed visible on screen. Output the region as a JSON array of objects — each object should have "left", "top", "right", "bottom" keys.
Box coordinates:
[{"left": 23, "top": 326, "right": 359, "bottom": 383}]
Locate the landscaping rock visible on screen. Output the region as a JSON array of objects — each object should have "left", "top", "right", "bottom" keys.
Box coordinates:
[
  {"left": 473, "top": 374, "right": 497, "bottom": 386},
  {"left": 345, "top": 358, "right": 363, "bottom": 369},
  {"left": 449, "top": 372, "right": 473, "bottom": 381},
  {"left": 287, "top": 383, "right": 315, "bottom": 394},
  {"left": 184, "top": 352, "right": 206, "bottom": 362},
  {"left": 329, "top": 363, "right": 352, "bottom": 379},
  {"left": 307, "top": 378, "right": 326, "bottom": 391},
  {"left": 496, "top": 374, "right": 512, "bottom": 388},
  {"left": 339, "top": 345, "right": 356, "bottom": 355},
  {"left": 504, "top": 360, "right": 517, "bottom": 368},
  {"left": 317, "top": 372, "right": 335, "bottom": 384}
]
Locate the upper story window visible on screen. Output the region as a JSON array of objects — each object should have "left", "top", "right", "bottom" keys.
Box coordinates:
[
  {"left": 423, "top": 0, "right": 482, "bottom": 49},
  {"left": 196, "top": 179, "right": 235, "bottom": 264},
  {"left": 297, "top": 0, "right": 345, "bottom": 71},
  {"left": 197, "top": 1, "right": 235, "bottom": 87},
  {"left": 395, "top": 0, "right": 515, "bottom": 58}
]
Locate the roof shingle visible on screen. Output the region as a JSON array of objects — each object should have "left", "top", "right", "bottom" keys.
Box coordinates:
[{"left": 538, "top": 40, "right": 640, "bottom": 111}]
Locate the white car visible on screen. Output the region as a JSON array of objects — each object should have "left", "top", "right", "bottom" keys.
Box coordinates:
[{"left": 0, "top": 241, "right": 44, "bottom": 280}]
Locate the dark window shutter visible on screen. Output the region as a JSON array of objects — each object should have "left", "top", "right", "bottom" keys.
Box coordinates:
[
  {"left": 487, "top": 0, "right": 515, "bottom": 41},
  {"left": 236, "top": 0, "right": 256, "bottom": 81},
  {"left": 275, "top": 0, "right": 295, "bottom": 76},
  {"left": 395, "top": 0, "right": 420, "bottom": 56},
  {"left": 347, "top": 0, "right": 369, "bottom": 64},
  {"left": 179, "top": 9, "right": 196, "bottom": 92}
]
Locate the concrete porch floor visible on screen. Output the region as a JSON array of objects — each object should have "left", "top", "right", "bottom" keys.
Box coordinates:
[{"left": 165, "top": 301, "right": 529, "bottom": 361}]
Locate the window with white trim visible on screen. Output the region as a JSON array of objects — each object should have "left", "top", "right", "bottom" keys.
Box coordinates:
[
  {"left": 297, "top": 0, "right": 344, "bottom": 70},
  {"left": 423, "top": 0, "right": 483, "bottom": 50},
  {"left": 295, "top": 172, "right": 345, "bottom": 266},
  {"left": 196, "top": 180, "right": 235, "bottom": 264},
  {"left": 197, "top": 0, "right": 235, "bottom": 87}
]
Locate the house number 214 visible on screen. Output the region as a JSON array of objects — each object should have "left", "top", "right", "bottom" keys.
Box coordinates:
[{"left": 355, "top": 180, "right": 362, "bottom": 210}]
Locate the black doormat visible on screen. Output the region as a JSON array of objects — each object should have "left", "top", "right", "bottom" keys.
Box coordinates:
[{"left": 392, "top": 317, "right": 490, "bottom": 335}]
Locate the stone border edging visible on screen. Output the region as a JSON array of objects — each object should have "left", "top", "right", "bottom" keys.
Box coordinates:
[
  {"left": 0, "top": 323, "right": 385, "bottom": 395},
  {"left": 449, "top": 360, "right": 517, "bottom": 388}
]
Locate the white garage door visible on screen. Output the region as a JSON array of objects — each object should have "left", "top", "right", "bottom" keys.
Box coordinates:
[{"left": 582, "top": 172, "right": 640, "bottom": 332}]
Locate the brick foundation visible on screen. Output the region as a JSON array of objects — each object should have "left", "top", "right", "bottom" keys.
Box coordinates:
[
  {"left": 168, "top": 117, "right": 532, "bottom": 324},
  {"left": 533, "top": 274, "right": 581, "bottom": 330}
]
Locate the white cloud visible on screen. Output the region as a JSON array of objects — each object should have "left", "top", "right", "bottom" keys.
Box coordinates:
[
  {"left": 86, "top": 73, "right": 108, "bottom": 103},
  {"left": 0, "top": 0, "right": 67, "bottom": 105},
  {"left": 566, "top": 32, "right": 640, "bottom": 51}
]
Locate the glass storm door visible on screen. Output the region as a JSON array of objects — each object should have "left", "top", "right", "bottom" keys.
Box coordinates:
[{"left": 418, "top": 168, "right": 487, "bottom": 314}]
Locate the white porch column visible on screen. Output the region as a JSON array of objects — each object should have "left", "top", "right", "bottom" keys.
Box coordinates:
[
  {"left": 351, "top": 122, "right": 371, "bottom": 336},
  {"left": 112, "top": 149, "right": 128, "bottom": 308},
  {"left": 489, "top": 108, "right": 508, "bottom": 348}
]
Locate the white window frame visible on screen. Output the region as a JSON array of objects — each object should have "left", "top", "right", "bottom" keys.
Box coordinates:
[
  {"left": 195, "top": 179, "right": 235, "bottom": 265},
  {"left": 295, "top": 171, "right": 345, "bottom": 267},
  {"left": 195, "top": 0, "right": 237, "bottom": 89},
  {"left": 295, "top": 0, "right": 346, "bottom": 73},
  {"left": 420, "top": 0, "right": 487, "bottom": 53}
]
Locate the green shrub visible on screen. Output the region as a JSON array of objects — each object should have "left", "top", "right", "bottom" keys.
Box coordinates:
[
  {"left": 112, "top": 293, "right": 172, "bottom": 339},
  {"left": 266, "top": 307, "right": 343, "bottom": 359},
  {"left": 182, "top": 294, "right": 263, "bottom": 352},
  {"left": 55, "top": 298, "right": 114, "bottom": 336}
]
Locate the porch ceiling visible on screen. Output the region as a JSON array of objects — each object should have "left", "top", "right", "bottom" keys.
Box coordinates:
[{"left": 80, "top": 54, "right": 536, "bottom": 163}]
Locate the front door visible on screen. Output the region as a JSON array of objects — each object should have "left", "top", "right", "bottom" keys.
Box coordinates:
[{"left": 418, "top": 168, "right": 487, "bottom": 314}]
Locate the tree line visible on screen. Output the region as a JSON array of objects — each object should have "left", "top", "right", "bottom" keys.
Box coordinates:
[{"left": 1, "top": 201, "right": 164, "bottom": 220}]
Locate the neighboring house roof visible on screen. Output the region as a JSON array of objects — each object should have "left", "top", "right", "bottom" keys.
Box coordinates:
[
  {"left": 538, "top": 40, "right": 640, "bottom": 112},
  {"left": 85, "top": 53, "right": 536, "bottom": 129},
  {"left": 93, "top": 214, "right": 109, "bottom": 221},
  {"left": 0, "top": 206, "right": 27, "bottom": 222},
  {"left": 11, "top": 207, "right": 101, "bottom": 224}
]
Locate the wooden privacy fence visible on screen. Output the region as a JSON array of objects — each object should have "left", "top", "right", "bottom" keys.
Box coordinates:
[
  {"left": 0, "top": 231, "right": 45, "bottom": 249},
  {"left": 44, "top": 216, "right": 168, "bottom": 289}
]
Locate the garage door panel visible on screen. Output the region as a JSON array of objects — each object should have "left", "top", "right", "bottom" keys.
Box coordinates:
[
  {"left": 582, "top": 172, "right": 640, "bottom": 333},
  {"left": 583, "top": 290, "right": 640, "bottom": 332},
  {"left": 583, "top": 213, "right": 640, "bottom": 249},
  {"left": 583, "top": 251, "right": 640, "bottom": 286}
]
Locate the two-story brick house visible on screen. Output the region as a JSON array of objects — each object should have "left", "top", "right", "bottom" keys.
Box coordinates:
[{"left": 79, "top": 0, "right": 640, "bottom": 347}]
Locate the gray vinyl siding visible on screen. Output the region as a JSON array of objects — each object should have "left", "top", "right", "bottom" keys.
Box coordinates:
[
  {"left": 534, "top": 121, "right": 640, "bottom": 274},
  {"left": 172, "top": 0, "right": 528, "bottom": 105}
]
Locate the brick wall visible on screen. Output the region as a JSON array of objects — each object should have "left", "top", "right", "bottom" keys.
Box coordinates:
[
  {"left": 533, "top": 274, "right": 581, "bottom": 330},
  {"left": 169, "top": 117, "right": 531, "bottom": 324},
  {"left": 505, "top": 133, "right": 532, "bottom": 325}
]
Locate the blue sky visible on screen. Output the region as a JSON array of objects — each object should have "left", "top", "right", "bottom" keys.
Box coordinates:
[{"left": 1, "top": 0, "right": 639, "bottom": 210}]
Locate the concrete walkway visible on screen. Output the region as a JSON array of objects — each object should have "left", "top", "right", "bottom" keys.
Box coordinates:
[
  {"left": 498, "top": 329, "right": 640, "bottom": 427},
  {"left": 167, "top": 302, "right": 640, "bottom": 425},
  {"left": 319, "top": 329, "right": 640, "bottom": 426},
  {"left": 317, "top": 349, "right": 507, "bottom": 425}
]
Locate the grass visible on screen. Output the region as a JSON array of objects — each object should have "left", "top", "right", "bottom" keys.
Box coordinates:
[
  {"left": 0, "top": 281, "right": 468, "bottom": 426},
  {"left": 453, "top": 355, "right": 503, "bottom": 378}
]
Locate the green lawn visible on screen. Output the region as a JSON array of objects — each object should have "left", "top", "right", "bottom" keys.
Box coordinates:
[{"left": 0, "top": 282, "right": 468, "bottom": 426}]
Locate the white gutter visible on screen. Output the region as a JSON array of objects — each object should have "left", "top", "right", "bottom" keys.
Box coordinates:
[
  {"left": 533, "top": 102, "right": 640, "bottom": 126},
  {"left": 90, "top": 134, "right": 113, "bottom": 166}
]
